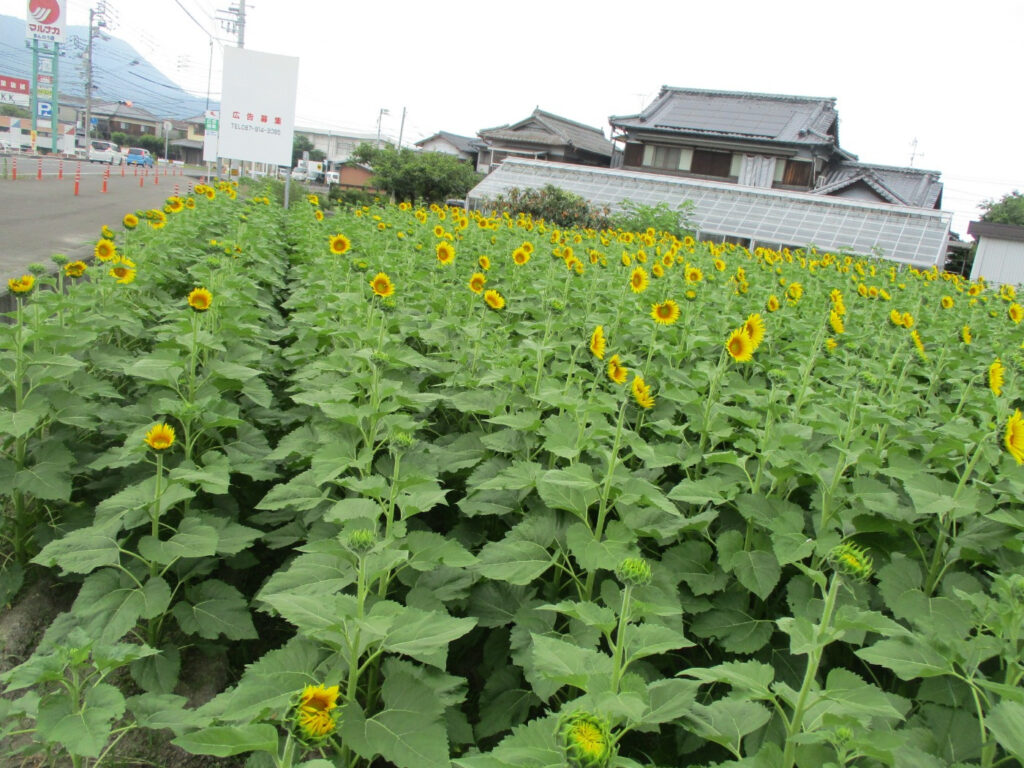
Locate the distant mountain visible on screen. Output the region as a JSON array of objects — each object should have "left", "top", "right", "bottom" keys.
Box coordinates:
[{"left": 0, "top": 14, "right": 215, "bottom": 118}]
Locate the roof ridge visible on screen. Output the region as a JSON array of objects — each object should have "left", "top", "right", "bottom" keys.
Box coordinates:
[
  {"left": 841, "top": 160, "right": 942, "bottom": 176},
  {"left": 660, "top": 85, "right": 836, "bottom": 104},
  {"left": 532, "top": 108, "right": 606, "bottom": 136}
]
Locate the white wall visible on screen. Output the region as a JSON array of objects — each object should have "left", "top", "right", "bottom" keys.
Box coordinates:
[{"left": 971, "top": 237, "right": 1024, "bottom": 285}]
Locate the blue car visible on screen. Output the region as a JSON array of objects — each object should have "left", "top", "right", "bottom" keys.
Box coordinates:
[{"left": 125, "top": 147, "right": 154, "bottom": 167}]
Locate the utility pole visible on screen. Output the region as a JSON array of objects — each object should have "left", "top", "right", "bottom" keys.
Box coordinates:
[
  {"left": 397, "top": 107, "right": 406, "bottom": 150},
  {"left": 376, "top": 108, "right": 389, "bottom": 149},
  {"left": 217, "top": 3, "right": 247, "bottom": 48},
  {"left": 83, "top": 2, "right": 111, "bottom": 148}
]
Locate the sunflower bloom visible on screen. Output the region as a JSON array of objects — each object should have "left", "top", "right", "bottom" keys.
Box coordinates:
[
  {"left": 94, "top": 239, "right": 117, "bottom": 262},
  {"left": 295, "top": 683, "right": 339, "bottom": 742},
  {"left": 109, "top": 265, "right": 136, "bottom": 284},
  {"left": 631, "top": 374, "right": 655, "bottom": 409},
  {"left": 589, "top": 326, "right": 606, "bottom": 359},
  {"left": 607, "top": 354, "right": 628, "bottom": 385},
  {"left": 483, "top": 289, "right": 505, "bottom": 310},
  {"left": 468, "top": 272, "right": 486, "bottom": 294},
  {"left": 1005, "top": 410, "right": 1024, "bottom": 465},
  {"left": 436, "top": 241, "right": 456, "bottom": 265},
  {"left": 743, "top": 313, "right": 766, "bottom": 350},
  {"left": 370, "top": 272, "right": 394, "bottom": 298},
  {"left": 829, "top": 310, "right": 845, "bottom": 335},
  {"left": 940, "top": 295, "right": 954, "bottom": 310},
  {"left": 629, "top": 267, "right": 649, "bottom": 294},
  {"left": 990, "top": 358, "right": 1005, "bottom": 396},
  {"left": 188, "top": 287, "right": 213, "bottom": 312},
  {"left": 786, "top": 282, "right": 804, "bottom": 302},
  {"left": 726, "top": 327, "right": 754, "bottom": 362},
  {"left": 911, "top": 329, "right": 927, "bottom": 361},
  {"left": 314, "top": 209, "right": 324, "bottom": 222},
  {"left": 512, "top": 247, "right": 531, "bottom": 266},
  {"left": 562, "top": 713, "right": 613, "bottom": 768},
  {"left": 144, "top": 423, "right": 176, "bottom": 451},
  {"left": 901, "top": 312, "right": 914, "bottom": 329},
  {"left": 1009, "top": 303, "right": 1024, "bottom": 324},
  {"left": 478, "top": 255, "right": 491, "bottom": 270},
  {"left": 123, "top": 212, "right": 139, "bottom": 229},
  {"left": 685, "top": 265, "right": 703, "bottom": 284},
  {"left": 651, "top": 263, "right": 664, "bottom": 278},
  {"left": 65, "top": 261, "right": 87, "bottom": 278},
  {"left": 766, "top": 295, "right": 780, "bottom": 313},
  {"left": 889, "top": 309, "right": 903, "bottom": 326},
  {"left": 8, "top": 275, "right": 34, "bottom": 293},
  {"left": 329, "top": 233, "right": 351, "bottom": 255},
  {"left": 650, "top": 299, "right": 680, "bottom": 326},
  {"left": 962, "top": 325, "right": 972, "bottom": 345}
]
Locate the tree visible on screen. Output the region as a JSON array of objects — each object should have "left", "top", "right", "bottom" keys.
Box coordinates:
[
  {"left": 0, "top": 104, "right": 30, "bottom": 118},
  {"left": 351, "top": 143, "right": 481, "bottom": 204},
  {"left": 292, "top": 135, "right": 325, "bottom": 166},
  {"left": 980, "top": 191, "right": 1024, "bottom": 226}
]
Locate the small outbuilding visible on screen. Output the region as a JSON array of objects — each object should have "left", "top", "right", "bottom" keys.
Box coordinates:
[{"left": 967, "top": 220, "right": 1024, "bottom": 285}]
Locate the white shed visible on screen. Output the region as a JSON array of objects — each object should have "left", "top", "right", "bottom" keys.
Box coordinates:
[{"left": 968, "top": 221, "right": 1024, "bottom": 286}]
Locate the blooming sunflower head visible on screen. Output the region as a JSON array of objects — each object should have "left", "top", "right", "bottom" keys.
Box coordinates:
[
  {"left": 123, "top": 212, "right": 139, "bottom": 229},
  {"left": 294, "top": 683, "right": 339, "bottom": 743},
  {"left": 188, "top": 287, "right": 213, "bottom": 312},
  {"left": 829, "top": 310, "right": 845, "bottom": 335},
  {"left": 436, "top": 241, "right": 455, "bottom": 265},
  {"left": 94, "top": 239, "right": 118, "bottom": 262},
  {"left": 629, "top": 267, "right": 649, "bottom": 294},
  {"left": 314, "top": 209, "right": 324, "bottom": 222},
  {"left": 589, "top": 325, "right": 606, "bottom": 360},
  {"left": 990, "top": 358, "right": 1005, "bottom": 397},
  {"left": 370, "top": 272, "right": 394, "bottom": 298},
  {"left": 483, "top": 289, "right": 505, "bottom": 310},
  {"left": 940, "top": 295, "right": 954, "bottom": 310},
  {"left": 901, "top": 312, "right": 914, "bottom": 329},
  {"left": 651, "top": 263, "right": 664, "bottom": 278},
  {"left": 1005, "top": 409, "right": 1024, "bottom": 465},
  {"left": 726, "top": 327, "right": 755, "bottom": 363},
  {"left": 607, "top": 354, "right": 628, "bottom": 385},
  {"left": 962, "top": 325, "right": 972, "bottom": 345},
  {"left": 478, "top": 255, "right": 491, "bottom": 270},
  {"left": 1010, "top": 303, "right": 1024, "bottom": 324},
  {"left": 64, "top": 261, "right": 87, "bottom": 278},
  {"left": 630, "top": 375, "right": 655, "bottom": 409},
  {"left": 109, "top": 265, "right": 136, "bottom": 284},
  {"left": 8, "top": 274, "right": 35, "bottom": 294},
  {"left": 468, "top": 272, "right": 486, "bottom": 294},
  {"left": 144, "top": 423, "right": 176, "bottom": 451},
  {"left": 829, "top": 543, "right": 873, "bottom": 581},
  {"left": 766, "top": 295, "right": 780, "bottom": 313},
  {"left": 786, "top": 282, "right": 803, "bottom": 302},
  {"left": 743, "top": 313, "right": 766, "bottom": 349},
  {"left": 650, "top": 300, "right": 680, "bottom": 326},
  {"left": 512, "top": 247, "right": 531, "bottom": 266},
  {"left": 685, "top": 265, "right": 703, "bottom": 284},
  {"left": 329, "top": 233, "right": 351, "bottom": 255},
  {"left": 561, "top": 712, "right": 614, "bottom": 768}
]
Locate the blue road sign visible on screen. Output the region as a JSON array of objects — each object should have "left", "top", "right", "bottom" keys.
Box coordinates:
[{"left": 38, "top": 101, "right": 52, "bottom": 118}]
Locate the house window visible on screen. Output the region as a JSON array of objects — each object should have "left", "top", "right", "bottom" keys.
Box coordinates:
[
  {"left": 781, "top": 159, "right": 812, "bottom": 187},
  {"left": 120, "top": 122, "right": 128, "bottom": 129},
  {"left": 623, "top": 143, "right": 644, "bottom": 166},
  {"left": 690, "top": 149, "right": 733, "bottom": 178}
]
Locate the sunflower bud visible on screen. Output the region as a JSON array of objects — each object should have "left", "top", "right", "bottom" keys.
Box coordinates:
[
  {"left": 829, "top": 543, "right": 873, "bottom": 581},
  {"left": 51, "top": 253, "right": 69, "bottom": 266},
  {"left": 347, "top": 528, "right": 376, "bottom": 553},
  {"left": 27, "top": 262, "right": 48, "bottom": 276},
  {"left": 561, "top": 712, "right": 613, "bottom": 768},
  {"left": 615, "top": 557, "right": 652, "bottom": 587}
]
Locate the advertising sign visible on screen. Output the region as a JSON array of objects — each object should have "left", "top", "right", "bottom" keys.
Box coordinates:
[
  {"left": 0, "top": 75, "right": 30, "bottom": 107},
  {"left": 26, "top": 0, "right": 66, "bottom": 44},
  {"left": 202, "top": 109, "right": 219, "bottom": 163},
  {"left": 217, "top": 47, "right": 298, "bottom": 166}
]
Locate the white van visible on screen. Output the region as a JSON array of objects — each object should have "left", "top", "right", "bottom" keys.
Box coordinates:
[
  {"left": 88, "top": 140, "right": 123, "bottom": 165},
  {"left": 325, "top": 171, "right": 340, "bottom": 185}
]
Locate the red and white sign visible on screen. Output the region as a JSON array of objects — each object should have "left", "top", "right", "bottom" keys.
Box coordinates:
[
  {"left": 0, "top": 75, "right": 30, "bottom": 108},
  {"left": 26, "top": 0, "right": 66, "bottom": 44}
]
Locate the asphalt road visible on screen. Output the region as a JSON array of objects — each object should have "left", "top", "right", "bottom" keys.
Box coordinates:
[{"left": 0, "top": 156, "right": 197, "bottom": 282}]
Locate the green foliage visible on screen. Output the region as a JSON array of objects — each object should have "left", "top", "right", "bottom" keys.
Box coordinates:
[
  {"left": 293, "top": 134, "right": 326, "bottom": 166},
  {"left": 0, "top": 104, "right": 30, "bottom": 118},
  {"left": 329, "top": 186, "right": 378, "bottom": 208},
  {"left": 110, "top": 131, "right": 129, "bottom": 147},
  {"left": 351, "top": 143, "right": 482, "bottom": 204},
  {"left": 980, "top": 190, "right": 1024, "bottom": 226},
  {"left": 610, "top": 198, "right": 695, "bottom": 239},
  {"left": 487, "top": 184, "right": 612, "bottom": 229}
]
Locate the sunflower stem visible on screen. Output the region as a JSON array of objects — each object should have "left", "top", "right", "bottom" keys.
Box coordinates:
[
  {"left": 583, "top": 396, "right": 629, "bottom": 602},
  {"left": 697, "top": 350, "right": 728, "bottom": 461},
  {"left": 610, "top": 583, "right": 632, "bottom": 694}
]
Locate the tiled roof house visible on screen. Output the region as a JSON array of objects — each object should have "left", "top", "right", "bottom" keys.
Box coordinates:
[{"left": 476, "top": 108, "right": 613, "bottom": 174}]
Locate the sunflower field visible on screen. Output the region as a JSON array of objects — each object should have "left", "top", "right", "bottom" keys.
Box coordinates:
[{"left": 2, "top": 182, "right": 1024, "bottom": 768}]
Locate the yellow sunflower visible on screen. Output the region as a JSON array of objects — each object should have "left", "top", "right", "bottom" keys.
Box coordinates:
[
  {"left": 685, "top": 265, "right": 703, "bottom": 284},
  {"left": 766, "top": 295, "right": 780, "bottom": 313},
  {"left": 468, "top": 272, "right": 486, "bottom": 294},
  {"left": 144, "top": 423, "right": 175, "bottom": 451},
  {"left": 629, "top": 267, "right": 649, "bottom": 294},
  {"left": 744, "top": 313, "right": 766, "bottom": 349},
  {"left": 483, "top": 289, "right": 505, "bottom": 310},
  {"left": 122, "top": 212, "right": 139, "bottom": 229},
  {"left": 109, "top": 265, "right": 136, "bottom": 284},
  {"left": 631, "top": 374, "right": 655, "bottom": 409},
  {"left": 478, "top": 255, "right": 491, "bottom": 270},
  {"left": 829, "top": 310, "right": 845, "bottom": 335},
  {"left": 901, "top": 312, "right": 914, "bottom": 329},
  {"left": 961, "top": 325, "right": 972, "bottom": 345},
  {"left": 786, "top": 282, "right": 803, "bottom": 302},
  {"left": 370, "top": 272, "right": 394, "bottom": 298},
  {"left": 94, "top": 238, "right": 118, "bottom": 262},
  {"left": 7, "top": 275, "right": 34, "bottom": 293},
  {"left": 295, "top": 683, "right": 339, "bottom": 742},
  {"left": 589, "top": 325, "right": 606, "bottom": 359},
  {"left": 726, "top": 327, "right": 755, "bottom": 362},
  {"left": 1005, "top": 409, "right": 1024, "bottom": 465},
  {"left": 607, "top": 354, "right": 628, "bottom": 385},
  {"left": 512, "top": 247, "right": 530, "bottom": 266},
  {"left": 188, "top": 287, "right": 213, "bottom": 312},
  {"left": 1009, "top": 303, "right": 1024, "bottom": 324},
  {"left": 64, "top": 261, "right": 87, "bottom": 278},
  {"left": 990, "top": 358, "right": 1005, "bottom": 397},
  {"left": 651, "top": 300, "right": 680, "bottom": 326},
  {"left": 940, "top": 295, "right": 954, "bottom": 310},
  {"left": 314, "top": 209, "right": 324, "bottom": 222},
  {"left": 329, "top": 234, "right": 351, "bottom": 255},
  {"left": 436, "top": 242, "right": 456, "bottom": 265}
]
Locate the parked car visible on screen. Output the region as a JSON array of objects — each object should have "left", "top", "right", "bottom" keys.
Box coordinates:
[
  {"left": 0, "top": 139, "right": 13, "bottom": 155},
  {"left": 88, "top": 139, "right": 123, "bottom": 164},
  {"left": 325, "top": 171, "right": 340, "bottom": 185},
  {"left": 124, "top": 147, "right": 154, "bottom": 167}
]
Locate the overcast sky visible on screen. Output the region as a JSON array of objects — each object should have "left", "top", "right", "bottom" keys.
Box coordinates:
[{"left": 4, "top": 0, "right": 1021, "bottom": 236}]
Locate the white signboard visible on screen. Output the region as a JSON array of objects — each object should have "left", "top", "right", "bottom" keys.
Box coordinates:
[
  {"left": 202, "top": 110, "right": 219, "bottom": 163},
  {"left": 9, "top": 117, "right": 21, "bottom": 150},
  {"left": 26, "top": 0, "right": 67, "bottom": 44},
  {"left": 218, "top": 47, "right": 298, "bottom": 166}
]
